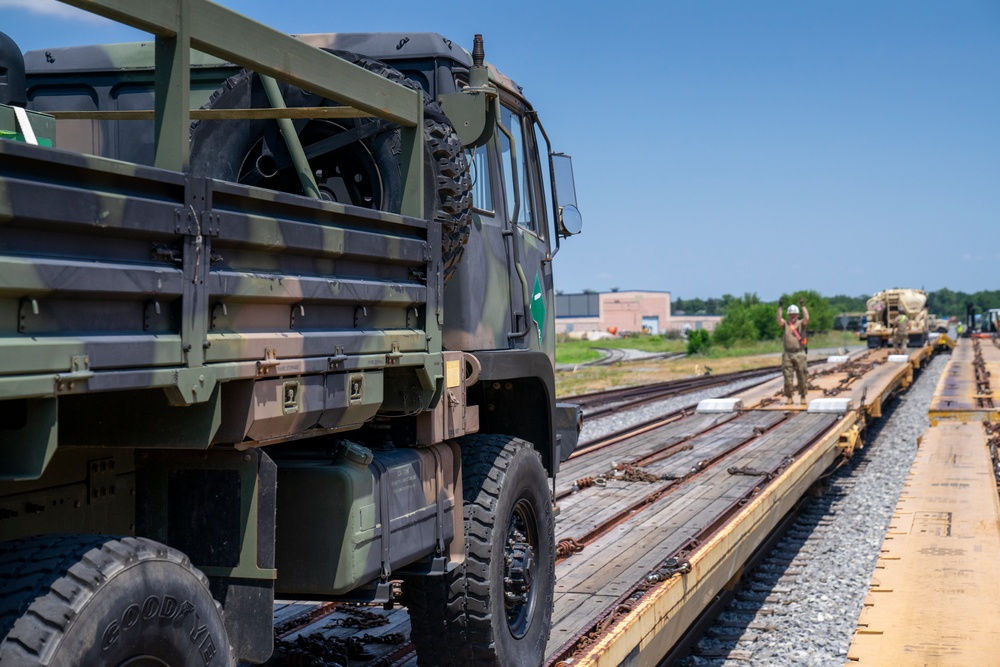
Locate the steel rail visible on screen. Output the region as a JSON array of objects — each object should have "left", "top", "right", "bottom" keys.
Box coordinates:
[
  {"left": 564, "top": 361, "right": 834, "bottom": 421},
  {"left": 566, "top": 366, "right": 781, "bottom": 413}
]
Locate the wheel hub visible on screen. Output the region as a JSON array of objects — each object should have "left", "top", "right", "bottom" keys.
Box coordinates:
[{"left": 504, "top": 501, "right": 538, "bottom": 637}]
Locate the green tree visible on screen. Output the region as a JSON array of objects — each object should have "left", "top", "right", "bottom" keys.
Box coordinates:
[
  {"left": 749, "top": 302, "right": 781, "bottom": 340},
  {"left": 674, "top": 297, "right": 707, "bottom": 314},
  {"left": 926, "top": 288, "right": 958, "bottom": 317},
  {"left": 925, "top": 289, "right": 1000, "bottom": 319},
  {"left": 719, "top": 293, "right": 743, "bottom": 313},
  {"left": 972, "top": 290, "right": 1000, "bottom": 313},
  {"left": 686, "top": 329, "right": 712, "bottom": 354},
  {"left": 712, "top": 304, "right": 758, "bottom": 348},
  {"left": 827, "top": 294, "right": 869, "bottom": 314},
  {"left": 709, "top": 293, "right": 782, "bottom": 346}
]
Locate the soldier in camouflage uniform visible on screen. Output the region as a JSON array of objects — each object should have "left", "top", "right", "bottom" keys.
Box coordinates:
[
  {"left": 892, "top": 312, "right": 908, "bottom": 353},
  {"left": 777, "top": 297, "right": 810, "bottom": 404}
]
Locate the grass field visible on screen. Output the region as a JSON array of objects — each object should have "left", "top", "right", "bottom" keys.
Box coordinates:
[
  {"left": 555, "top": 331, "right": 862, "bottom": 397},
  {"left": 555, "top": 336, "right": 687, "bottom": 365}
]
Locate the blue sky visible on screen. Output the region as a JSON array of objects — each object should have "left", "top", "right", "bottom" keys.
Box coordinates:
[{"left": 2, "top": 0, "right": 998, "bottom": 300}]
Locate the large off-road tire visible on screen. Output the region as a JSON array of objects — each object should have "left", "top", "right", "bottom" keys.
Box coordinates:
[
  {"left": 0, "top": 535, "right": 233, "bottom": 667},
  {"left": 190, "top": 51, "right": 472, "bottom": 283},
  {"left": 404, "top": 434, "right": 555, "bottom": 667},
  {"left": 867, "top": 335, "right": 882, "bottom": 349}
]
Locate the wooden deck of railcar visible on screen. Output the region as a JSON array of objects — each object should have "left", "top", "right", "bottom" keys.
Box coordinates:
[
  {"left": 847, "top": 337, "right": 1000, "bottom": 666},
  {"left": 265, "top": 344, "right": 934, "bottom": 667}
]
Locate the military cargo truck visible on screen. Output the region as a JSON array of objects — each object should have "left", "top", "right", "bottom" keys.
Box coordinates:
[
  {"left": 0, "top": 2, "right": 583, "bottom": 665},
  {"left": 864, "top": 288, "right": 929, "bottom": 348}
]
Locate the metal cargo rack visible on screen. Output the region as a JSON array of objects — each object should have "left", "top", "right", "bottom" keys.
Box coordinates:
[{"left": 0, "top": 0, "right": 442, "bottom": 480}]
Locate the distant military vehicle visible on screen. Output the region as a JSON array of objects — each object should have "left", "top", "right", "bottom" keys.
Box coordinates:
[
  {"left": 929, "top": 315, "right": 950, "bottom": 333},
  {"left": 865, "top": 289, "right": 930, "bottom": 348},
  {"left": 0, "top": 2, "right": 583, "bottom": 665}
]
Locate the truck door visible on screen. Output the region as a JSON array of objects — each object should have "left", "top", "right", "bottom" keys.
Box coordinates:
[{"left": 497, "top": 102, "right": 555, "bottom": 358}]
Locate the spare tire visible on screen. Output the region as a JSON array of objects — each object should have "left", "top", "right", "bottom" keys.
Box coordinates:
[{"left": 190, "top": 50, "right": 472, "bottom": 283}]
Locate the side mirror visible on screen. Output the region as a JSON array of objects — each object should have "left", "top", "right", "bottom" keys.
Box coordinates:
[
  {"left": 558, "top": 204, "right": 583, "bottom": 236},
  {"left": 551, "top": 153, "right": 582, "bottom": 238}
]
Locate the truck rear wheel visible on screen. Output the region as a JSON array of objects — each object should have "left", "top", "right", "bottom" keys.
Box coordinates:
[
  {"left": 190, "top": 51, "right": 472, "bottom": 283},
  {"left": 405, "top": 434, "right": 554, "bottom": 667},
  {"left": 0, "top": 535, "right": 232, "bottom": 667}
]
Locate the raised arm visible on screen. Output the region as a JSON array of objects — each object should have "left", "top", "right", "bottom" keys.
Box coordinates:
[
  {"left": 777, "top": 297, "right": 786, "bottom": 328},
  {"left": 800, "top": 297, "right": 810, "bottom": 327}
]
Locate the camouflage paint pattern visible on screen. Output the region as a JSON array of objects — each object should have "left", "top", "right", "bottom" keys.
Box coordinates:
[
  {"left": 0, "top": 135, "right": 442, "bottom": 477},
  {"left": 0, "top": 9, "right": 573, "bottom": 662}
]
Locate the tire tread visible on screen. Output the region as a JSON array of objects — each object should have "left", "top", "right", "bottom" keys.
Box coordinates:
[
  {"left": 407, "top": 434, "right": 553, "bottom": 667},
  {"left": 0, "top": 535, "right": 226, "bottom": 666}
]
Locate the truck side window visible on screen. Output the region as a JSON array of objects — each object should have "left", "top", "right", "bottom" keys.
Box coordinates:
[
  {"left": 498, "top": 105, "right": 535, "bottom": 232},
  {"left": 465, "top": 146, "right": 493, "bottom": 214}
]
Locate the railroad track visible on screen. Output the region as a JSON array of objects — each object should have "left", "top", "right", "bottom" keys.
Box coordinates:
[
  {"left": 587, "top": 349, "right": 687, "bottom": 367},
  {"left": 566, "top": 366, "right": 784, "bottom": 419},
  {"left": 568, "top": 358, "right": 842, "bottom": 457}
]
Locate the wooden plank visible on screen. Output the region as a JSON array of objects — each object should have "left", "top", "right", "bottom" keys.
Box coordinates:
[
  {"left": 554, "top": 483, "right": 718, "bottom": 595},
  {"left": 557, "top": 414, "right": 838, "bottom": 598},
  {"left": 556, "top": 483, "right": 660, "bottom": 539},
  {"left": 272, "top": 600, "right": 326, "bottom": 626},
  {"left": 552, "top": 592, "right": 603, "bottom": 626},
  {"left": 557, "top": 414, "right": 728, "bottom": 494},
  {"left": 848, "top": 422, "right": 1000, "bottom": 665},
  {"left": 548, "top": 593, "right": 621, "bottom": 654}
]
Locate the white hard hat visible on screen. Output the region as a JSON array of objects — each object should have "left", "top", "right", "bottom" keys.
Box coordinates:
[{"left": 787, "top": 305, "right": 800, "bottom": 315}]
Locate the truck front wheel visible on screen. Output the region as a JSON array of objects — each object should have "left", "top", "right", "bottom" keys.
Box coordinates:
[
  {"left": 405, "top": 434, "right": 554, "bottom": 667},
  {"left": 0, "top": 535, "right": 232, "bottom": 667}
]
